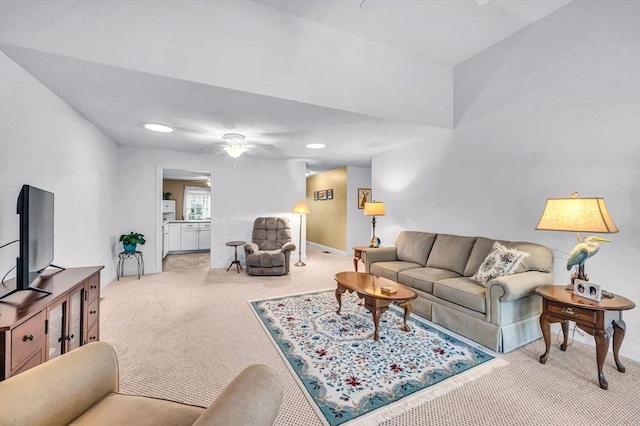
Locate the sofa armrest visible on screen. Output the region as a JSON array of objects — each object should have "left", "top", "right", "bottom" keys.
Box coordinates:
[
  {"left": 193, "top": 365, "right": 283, "bottom": 426},
  {"left": 487, "top": 271, "right": 553, "bottom": 303},
  {"left": 244, "top": 242, "right": 259, "bottom": 255},
  {"left": 0, "top": 342, "right": 119, "bottom": 426},
  {"left": 281, "top": 241, "right": 296, "bottom": 253},
  {"left": 363, "top": 247, "right": 398, "bottom": 273}
]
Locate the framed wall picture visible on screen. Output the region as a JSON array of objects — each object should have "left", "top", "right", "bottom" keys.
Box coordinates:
[
  {"left": 318, "top": 190, "right": 327, "bottom": 200},
  {"left": 358, "top": 188, "right": 371, "bottom": 209},
  {"left": 314, "top": 191, "right": 318, "bottom": 201},
  {"left": 327, "top": 189, "right": 333, "bottom": 200}
]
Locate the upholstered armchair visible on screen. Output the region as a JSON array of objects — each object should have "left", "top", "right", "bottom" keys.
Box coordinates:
[
  {"left": 244, "top": 217, "right": 296, "bottom": 276},
  {"left": 0, "top": 342, "right": 283, "bottom": 426}
]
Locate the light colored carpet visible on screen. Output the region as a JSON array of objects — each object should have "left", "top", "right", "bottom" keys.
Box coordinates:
[{"left": 101, "top": 247, "right": 640, "bottom": 426}]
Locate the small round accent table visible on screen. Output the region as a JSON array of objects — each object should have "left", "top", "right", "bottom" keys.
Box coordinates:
[
  {"left": 226, "top": 241, "right": 246, "bottom": 273},
  {"left": 117, "top": 250, "right": 144, "bottom": 280}
]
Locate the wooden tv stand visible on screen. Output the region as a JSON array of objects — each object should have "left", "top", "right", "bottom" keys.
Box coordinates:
[{"left": 0, "top": 266, "right": 103, "bottom": 380}]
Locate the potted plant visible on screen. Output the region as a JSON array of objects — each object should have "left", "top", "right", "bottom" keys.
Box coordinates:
[{"left": 119, "top": 232, "right": 146, "bottom": 252}]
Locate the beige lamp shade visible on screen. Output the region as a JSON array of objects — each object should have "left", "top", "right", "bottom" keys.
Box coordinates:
[
  {"left": 292, "top": 201, "right": 311, "bottom": 215},
  {"left": 364, "top": 201, "right": 385, "bottom": 216},
  {"left": 535, "top": 195, "right": 618, "bottom": 233}
]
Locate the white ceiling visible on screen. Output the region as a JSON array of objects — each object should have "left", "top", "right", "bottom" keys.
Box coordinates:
[
  {"left": 255, "top": 0, "right": 573, "bottom": 66},
  {"left": 0, "top": 0, "right": 573, "bottom": 173}
]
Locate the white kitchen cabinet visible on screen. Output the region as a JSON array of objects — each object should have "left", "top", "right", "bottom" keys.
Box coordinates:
[
  {"left": 162, "top": 200, "right": 176, "bottom": 213},
  {"left": 197, "top": 222, "right": 211, "bottom": 250},
  {"left": 162, "top": 225, "right": 169, "bottom": 259},
  {"left": 181, "top": 223, "right": 199, "bottom": 251},
  {"left": 168, "top": 224, "right": 181, "bottom": 252}
]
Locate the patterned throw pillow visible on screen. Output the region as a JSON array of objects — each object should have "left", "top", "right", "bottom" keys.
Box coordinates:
[{"left": 473, "top": 242, "right": 530, "bottom": 286}]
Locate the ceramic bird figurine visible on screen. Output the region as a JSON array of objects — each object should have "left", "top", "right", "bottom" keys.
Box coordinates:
[{"left": 566, "top": 236, "right": 611, "bottom": 281}]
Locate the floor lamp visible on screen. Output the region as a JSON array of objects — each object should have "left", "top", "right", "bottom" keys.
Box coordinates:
[{"left": 292, "top": 201, "right": 311, "bottom": 267}]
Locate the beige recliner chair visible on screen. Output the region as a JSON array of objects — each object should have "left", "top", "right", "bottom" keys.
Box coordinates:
[
  {"left": 244, "top": 217, "right": 296, "bottom": 276},
  {"left": 0, "top": 342, "right": 283, "bottom": 426}
]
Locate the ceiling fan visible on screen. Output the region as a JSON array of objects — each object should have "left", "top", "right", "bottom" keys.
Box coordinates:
[
  {"left": 142, "top": 122, "right": 276, "bottom": 158},
  {"left": 190, "top": 132, "right": 276, "bottom": 159}
]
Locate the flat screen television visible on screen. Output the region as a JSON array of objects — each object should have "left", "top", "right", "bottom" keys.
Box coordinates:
[{"left": 0, "top": 185, "right": 57, "bottom": 300}]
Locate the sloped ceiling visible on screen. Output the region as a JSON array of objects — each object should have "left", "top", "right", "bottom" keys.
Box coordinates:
[{"left": 0, "top": 0, "right": 572, "bottom": 172}]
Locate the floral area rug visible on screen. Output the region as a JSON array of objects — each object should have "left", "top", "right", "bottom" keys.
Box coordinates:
[{"left": 249, "top": 289, "right": 507, "bottom": 426}]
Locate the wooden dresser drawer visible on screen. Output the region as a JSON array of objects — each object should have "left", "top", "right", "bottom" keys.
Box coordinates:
[
  {"left": 87, "top": 297, "right": 99, "bottom": 327},
  {"left": 11, "top": 311, "right": 45, "bottom": 370},
  {"left": 87, "top": 274, "right": 100, "bottom": 301},
  {"left": 86, "top": 322, "right": 99, "bottom": 345},
  {"left": 11, "top": 350, "right": 43, "bottom": 377},
  {"left": 548, "top": 301, "right": 596, "bottom": 325}
]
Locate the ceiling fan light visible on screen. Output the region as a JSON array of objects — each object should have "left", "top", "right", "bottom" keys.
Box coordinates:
[
  {"left": 306, "top": 143, "right": 325, "bottom": 149},
  {"left": 143, "top": 122, "right": 174, "bottom": 133},
  {"left": 224, "top": 143, "right": 247, "bottom": 158}
]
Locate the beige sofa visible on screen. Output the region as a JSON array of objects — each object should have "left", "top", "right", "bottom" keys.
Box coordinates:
[
  {"left": 0, "top": 342, "right": 283, "bottom": 426},
  {"left": 363, "top": 231, "right": 553, "bottom": 352}
]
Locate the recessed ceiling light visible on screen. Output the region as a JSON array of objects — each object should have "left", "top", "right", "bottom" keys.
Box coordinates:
[
  {"left": 306, "top": 143, "right": 325, "bottom": 149},
  {"left": 143, "top": 123, "right": 174, "bottom": 133}
]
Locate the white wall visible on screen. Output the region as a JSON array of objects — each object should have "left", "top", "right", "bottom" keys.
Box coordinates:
[
  {"left": 117, "top": 146, "right": 306, "bottom": 272},
  {"left": 372, "top": 1, "right": 640, "bottom": 360},
  {"left": 0, "top": 0, "right": 452, "bottom": 128},
  {"left": 346, "top": 166, "right": 372, "bottom": 251},
  {"left": 0, "top": 52, "right": 119, "bottom": 286}
]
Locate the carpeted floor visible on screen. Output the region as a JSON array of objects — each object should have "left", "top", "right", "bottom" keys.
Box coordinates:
[{"left": 101, "top": 246, "right": 640, "bottom": 426}]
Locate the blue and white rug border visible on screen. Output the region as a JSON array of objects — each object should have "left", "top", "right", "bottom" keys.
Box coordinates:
[{"left": 248, "top": 288, "right": 508, "bottom": 426}]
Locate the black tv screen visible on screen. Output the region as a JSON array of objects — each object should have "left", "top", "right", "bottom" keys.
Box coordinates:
[{"left": 16, "top": 185, "right": 54, "bottom": 290}]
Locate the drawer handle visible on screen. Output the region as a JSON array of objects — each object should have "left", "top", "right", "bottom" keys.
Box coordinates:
[
  {"left": 89, "top": 336, "right": 96, "bottom": 341},
  {"left": 90, "top": 310, "right": 97, "bottom": 314},
  {"left": 23, "top": 334, "right": 34, "bottom": 342},
  {"left": 90, "top": 285, "right": 97, "bottom": 289},
  {"left": 562, "top": 307, "right": 577, "bottom": 316}
]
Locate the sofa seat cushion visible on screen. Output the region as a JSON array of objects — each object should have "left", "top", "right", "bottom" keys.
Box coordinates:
[
  {"left": 426, "top": 234, "right": 477, "bottom": 275},
  {"left": 398, "top": 267, "right": 461, "bottom": 294},
  {"left": 433, "top": 277, "right": 487, "bottom": 314},
  {"left": 370, "top": 261, "right": 422, "bottom": 282},
  {"left": 71, "top": 393, "right": 204, "bottom": 426},
  {"left": 247, "top": 251, "right": 285, "bottom": 268}
]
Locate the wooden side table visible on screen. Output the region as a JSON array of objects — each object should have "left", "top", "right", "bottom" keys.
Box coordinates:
[
  {"left": 353, "top": 246, "right": 383, "bottom": 272},
  {"left": 536, "top": 285, "right": 635, "bottom": 390},
  {"left": 352, "top": 246, "right": 370, "bottom": 272}
]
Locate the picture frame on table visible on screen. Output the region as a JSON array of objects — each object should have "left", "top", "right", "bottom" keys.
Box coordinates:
[{"left": 358, "top": 188, "right": 371, "bottom": 209}]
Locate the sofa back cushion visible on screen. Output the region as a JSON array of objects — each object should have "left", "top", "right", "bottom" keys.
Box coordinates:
[
  {"left": 463, "top": 237, "right": 496, "bottom": 277},
  {"left": 426, "top": 234, "right": 477, "bottom": 275},
  {"left": 395, "top": 231, "right": 437, "bottom": 267},
  {"left": 501, "top": 241, "right": 554, "bottom": 273}
]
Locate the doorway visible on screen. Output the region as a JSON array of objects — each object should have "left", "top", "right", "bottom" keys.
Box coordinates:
[{"left": 156, "top": 167, "right": 213, "bottom": 272}]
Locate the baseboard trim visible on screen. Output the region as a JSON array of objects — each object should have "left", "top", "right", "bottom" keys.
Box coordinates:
[{"left": 307, "top": 242, "right": 347, "bottom": 257}]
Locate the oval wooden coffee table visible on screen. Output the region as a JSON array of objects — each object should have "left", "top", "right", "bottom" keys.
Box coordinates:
[{"left": 334, "top": 271, "right": 417, "bottom": 341}]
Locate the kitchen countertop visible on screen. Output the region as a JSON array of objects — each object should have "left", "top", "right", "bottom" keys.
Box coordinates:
[{"left": 164, "top": 220, "right": 211, "bottom": 224}]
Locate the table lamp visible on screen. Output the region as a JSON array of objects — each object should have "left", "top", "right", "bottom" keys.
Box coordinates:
[
  {"left": 536, "top": 192, "right": 618, "bottom": 287},
  {"left": 291, "top": 201, "right": 311, "bottom": 266},
  {"left": 364, "top": 201, "right": 385, "bottom": 248}
]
